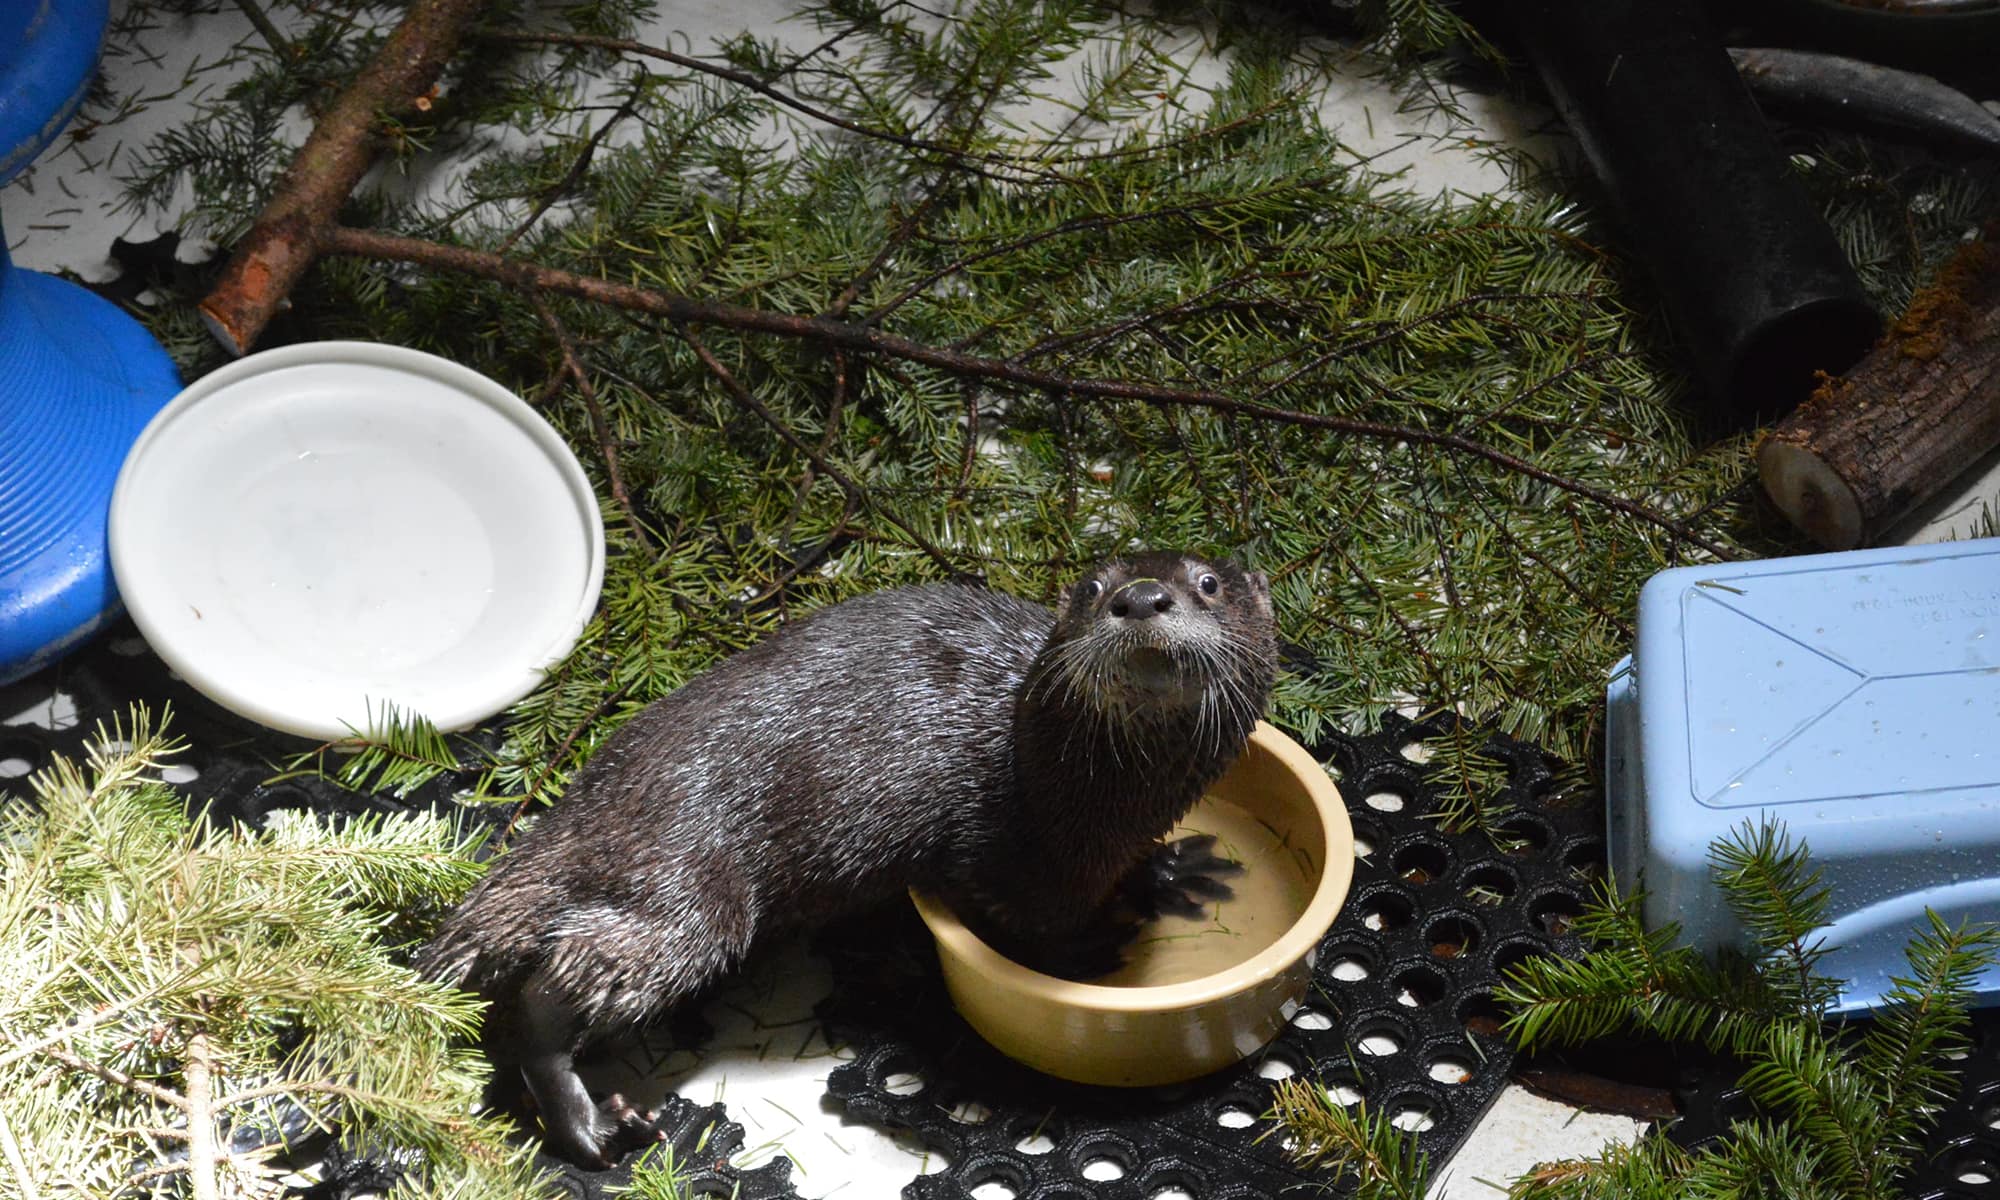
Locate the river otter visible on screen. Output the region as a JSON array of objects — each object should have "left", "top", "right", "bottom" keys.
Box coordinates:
[{"left": 417, "top": 551, "right": 1277, "bottom": 1167}]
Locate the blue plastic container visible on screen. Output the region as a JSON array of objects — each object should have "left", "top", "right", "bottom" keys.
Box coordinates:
[
  {"left": 0, "top": 0, "right": 182, "bottom": 684},
  {"left": 1607, "top": 538, "right": 2000, "bottom": 1012}
]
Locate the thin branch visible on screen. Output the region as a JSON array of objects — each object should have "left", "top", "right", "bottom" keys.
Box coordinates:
[
  {"left": 0, "top": 996, "right": 158, "bottom": 1074},
  {"left": 316, "top": 225, "right": 1735, "bottom": 558},
  {"left": 199, "top": 0, "right": 489, "bottom": 353},
  {"left": 116, "top": 1147, "right": 276, "bottom": 1192},
  {"left": 501, "top": 684, "right": 631, "bottom": 842},
  {"left": 527, "top": 294, "right": 658, "bottom": 556},
  {"left": 497, "top": 89, "right": 642, "bottom": 255},
  {"left": 673, "top": 320, "right": 960, "bottom": 574},
  {"left": 472, "top": 28, "right": 1054, "bottom": 185},
  {"left": 870, "top": 180, "right": 1340, "bottom": 325},
  {"left": 38, "top": 1045, "right": 187, "bottom": 1110},
  {"left": 184, "top": 1033, "right": 220, "bottom": 1200},
  {"left": 230, "top": 0, "right": 292, "bottom": 59}
]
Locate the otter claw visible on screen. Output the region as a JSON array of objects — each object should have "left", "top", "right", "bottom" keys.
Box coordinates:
[
  {"left": 568, "top": 1094, "right": 665, "bottom": 1168},
  {"left": 1143, "top": 834, "right": 1243, "bottom": 919},
  {"left": 1163, "top": 833, "right": 1245, "bottom": 877}
]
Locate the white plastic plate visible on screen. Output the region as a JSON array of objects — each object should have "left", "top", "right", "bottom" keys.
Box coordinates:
[{"left": 110, "top": 341, "right": 605, "bottom": 740}]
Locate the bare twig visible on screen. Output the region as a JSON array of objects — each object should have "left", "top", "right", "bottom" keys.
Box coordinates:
[
  {"left": 527, "top": 294, "right": 658, "bottom": 556},
  {"left": 184, "top": 1033, "right": 220, "bottom": 1200},
  {"left": 316, "top": 225, "right": 1734, "bottom": 558},
  {"left": 501, "top": 684, "right": 632, "bottom": 842},
  {"left": 38, "top": 1045, "right": 188, "bottom": 1110},
  {"left": 497, "top": 90, "right": 642, "bottom": 255},
  {"left": 230, "top": 0, "right": 293, "bottom": 59}
]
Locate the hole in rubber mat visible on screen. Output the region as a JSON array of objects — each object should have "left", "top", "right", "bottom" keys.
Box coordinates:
[
  {"left": 1461, "top": 864, "right": 1517, "bottom": 907},
  {"left": 1459, "top": 991, "right": 1506, "bottom": 1039},
  {"left": 1358, "top": 889, "right": 1415, "bottom": 933},
  {"left": 1364, "top": 789, "right": 1407, "bottom": 813},
  {"left": 1394, "top": 840, "right": 1451, "bottom": 886},
  {"left": 1495, "top": 814, "right": 1553, "bottom": 857},
  {"left": 1425, "top": 914, "right": 1480, "bottom": 961},
  {"left": 1386, "top": 1091, "right": 1439, "bottom": 1133},
  {"left": 1427, "top": 1055, "right": 1473, "bottom": 1086},
  {"left": 1392, "top": 964, "right": 1448, "bottom": 1008}
]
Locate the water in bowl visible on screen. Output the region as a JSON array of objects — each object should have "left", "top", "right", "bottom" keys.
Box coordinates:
[{"left": 1094, "top": 794, "right": 1318, "bottom": 988}]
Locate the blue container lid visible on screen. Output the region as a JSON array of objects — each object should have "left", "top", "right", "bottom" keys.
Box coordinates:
[
  {"left": 1639, "top": 541, "right": 2000, "bottom": 812},
  {"left": 1611, "top": 537, "right": 2000, "bottom": 1012}
]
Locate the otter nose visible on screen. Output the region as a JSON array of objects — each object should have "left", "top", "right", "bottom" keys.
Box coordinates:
[{"left": 1109, "top": 580, "right": 1174, "bottom": 620}]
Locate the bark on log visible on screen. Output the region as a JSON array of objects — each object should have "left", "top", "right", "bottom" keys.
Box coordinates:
[
  {"left": 196, "top": 0, "right": 486, "bottom": 355},
  {"left": 1758, "top": 234, "right": 2000, "bottom": 550}
]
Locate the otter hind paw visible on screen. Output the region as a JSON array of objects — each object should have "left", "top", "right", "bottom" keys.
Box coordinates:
[
  {"left": 598, "top": 1093, "right": 668, "bottom": 1160},
  {"left": 1143, "top": 833, "right": 1243, "bottom": 920}
]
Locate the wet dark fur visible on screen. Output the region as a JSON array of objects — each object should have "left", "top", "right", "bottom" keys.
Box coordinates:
[{"left": 417, "top": 551, "right": 1276, "bottom": 1166}]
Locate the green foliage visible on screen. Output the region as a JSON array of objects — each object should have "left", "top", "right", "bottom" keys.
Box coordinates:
[
  {"left": 1264, "top": 1076, "right": 1429, "bottom": 1200},
  {"left": 1496, "top": 822, "right": 2000, "bottom": 1199},
  {"left": 621, "top": 1140, "right": 716, "bottom": 1199},
  {"left": 103, "top": 1, "right": 1988, "bottom": 833},
  {"left": 0, "top": 710, "right": 542, "bottom": 1198},
  {"left": 105, "top": 0, "right": 1852, "bottom": 833},
  {"left": 277, "top": 700, "right": 476, "bottom": 800}
]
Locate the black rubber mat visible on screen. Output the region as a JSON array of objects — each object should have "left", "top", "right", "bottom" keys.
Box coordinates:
[
  {"left": 818, "top": 710, "right": 1605, "bottom": 1198},
  {"left": 6, "top": 631, "right": 1602, "bottom": 1197}
]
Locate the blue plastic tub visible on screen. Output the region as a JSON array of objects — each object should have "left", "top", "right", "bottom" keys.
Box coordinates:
[
  {"left": 1606, "top": 538, "right": 2000, "bottom": 1012},
  {"left": 0, "top": 0, "right": 181, "bottom": 684}
]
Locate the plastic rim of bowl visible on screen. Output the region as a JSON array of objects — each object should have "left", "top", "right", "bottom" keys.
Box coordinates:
[
  {"left": 108, "top": 341, "right": 605, "bottom": 739},
  {"left": 912, "top": 721, "right": 1354, "bottom": 1076}
]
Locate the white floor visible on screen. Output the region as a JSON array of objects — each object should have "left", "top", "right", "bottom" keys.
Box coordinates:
[{"left": 10, "top": 2, "right": 1994, "bottom": 1196}]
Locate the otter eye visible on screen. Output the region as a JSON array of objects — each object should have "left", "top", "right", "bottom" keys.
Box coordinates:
[
  {"left": 1198, "top": 573, "right": 1221, "bottom": 596},
  {"left": 1081, "top": 579, "right": 1105, "bottom": 602}
]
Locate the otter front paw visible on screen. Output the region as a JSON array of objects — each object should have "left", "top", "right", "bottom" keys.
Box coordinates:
[{"left": 1135, "top": 833, "right": 1243, "bottom": 920}]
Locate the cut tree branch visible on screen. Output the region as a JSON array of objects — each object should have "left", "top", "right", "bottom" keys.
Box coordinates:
[
  {"left": 317, "top": 224, "right": 1733, "bottom": 558},
  {"left": 1759, "top": 232, "right": 2000, "bottom": 549},
  {"left": 198, "top": 0, "right": 487, "bottom": 354}
]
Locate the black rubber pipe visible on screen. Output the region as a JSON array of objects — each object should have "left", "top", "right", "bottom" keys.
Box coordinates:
[{"left": 1509, "top": 0, "right": 1882, "bottom": 427}]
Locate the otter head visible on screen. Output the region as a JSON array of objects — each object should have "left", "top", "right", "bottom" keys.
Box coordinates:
[{"left": 1034, "top": 551, "right": 1277, "bottom": 727}]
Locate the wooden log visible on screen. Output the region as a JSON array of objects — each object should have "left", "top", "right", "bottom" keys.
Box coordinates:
[
  {"left": 1758, "top": 233, "right": 2000, "bottom": 550},
  {"left": 196, "top": 0, "right": 486, "bottom": 355}
]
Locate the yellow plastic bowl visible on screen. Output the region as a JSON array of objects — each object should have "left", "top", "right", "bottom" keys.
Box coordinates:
[{"left": 912, "top": 721, "right": 1353, "bottom": 1087}]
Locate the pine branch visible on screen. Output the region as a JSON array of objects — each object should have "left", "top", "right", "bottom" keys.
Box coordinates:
[
  {"left": 0, "top": 1108, "right": 41, "bottom": 1200},
  {"left": 529, "top": 292, "right": 658, "bottom": 556},
  {"left": 674, "top": 318, "right": 962, "bottom": 574},
  {"left": 472, "top": 27, "right": 1059, "bottom": 185},
  {"left": 314, "top": 224, "right": 1735, "bottom": 558},
  {"left": 1264, "top": 1078, "right": 1428, "bottom": 1200},
  {"left": 277, "top": 700, "right": 471, "bottom": 798},
  {"left": 1709, "top": 822, "right": 1838, "bottom": 1018},
  {"left": 198, "top": 0, "right": 491, "bottom": 353},
  {"left": 1859, "top": 912, "right": 2000, "bottom": 1158},
  {"left": 1, "top": 710, "right": 533, "bottom": 1195}
]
